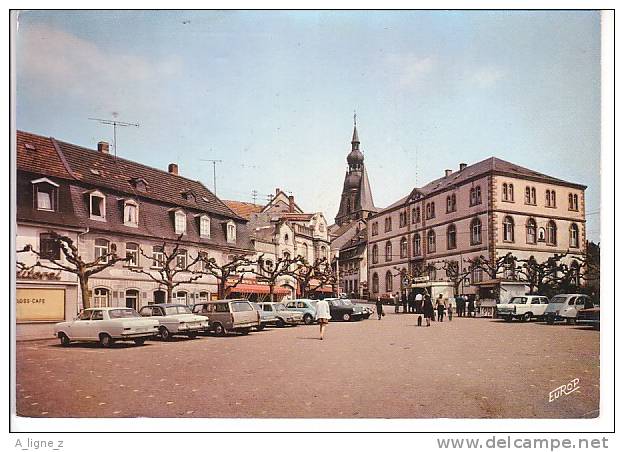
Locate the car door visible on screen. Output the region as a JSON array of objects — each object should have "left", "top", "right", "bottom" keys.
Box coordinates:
[
  {"left": 232, "top": 301, "right": 256, "bottom": 324},
  {"left": 85, "top": 309, "right": 104, "bottom": 340},
  {"left": 68, "top": 310, "right": 93, "bottom": 339}
]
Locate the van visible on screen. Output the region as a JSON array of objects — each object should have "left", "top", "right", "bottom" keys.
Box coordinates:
[
  {"left": 192, "top": 299, "right": 260, "bottom": 335},
  {"left": 544, "top": 294, "right": 594, "bottom": 325}
]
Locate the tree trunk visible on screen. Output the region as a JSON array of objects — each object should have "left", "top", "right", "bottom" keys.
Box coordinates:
[
  {"left": 166, "top": 285, "right": 173, "bottom": 303},
  {"left": 269, "top": 284, "right": 275, "bottom": 302},
  {"left": 79, "top": 274, "right": 90, "bottom": 309},
  {"left": 218, "top": 280, "right": 226, "bottom": 299}
]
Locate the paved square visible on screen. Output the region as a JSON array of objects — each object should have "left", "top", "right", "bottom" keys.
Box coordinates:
[{"left": 15, "top": 313, "right": 599, "bottom": 418}]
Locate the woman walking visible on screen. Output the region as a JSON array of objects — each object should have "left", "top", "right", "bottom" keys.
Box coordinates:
[
  {"left": 422, "top": 294, "right": 434, "bottom": 327},
  {"left": 315, "top": 298, "right": 331, "bottom": 340},
  {"left": 375, "top": 297, "right": 384, "bottom": 320}
]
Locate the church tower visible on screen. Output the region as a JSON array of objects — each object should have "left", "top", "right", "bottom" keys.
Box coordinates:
[{"left": 334, "top": 120, "right": 376, "bottom": 226}]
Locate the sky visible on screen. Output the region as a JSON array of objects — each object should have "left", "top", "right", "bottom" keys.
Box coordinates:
[{"left": 15, "top": 10, "right": 601, "bottom": 242}]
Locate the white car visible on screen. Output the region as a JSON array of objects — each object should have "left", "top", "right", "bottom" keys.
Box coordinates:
[
  {"left": 138, "top": 303, "right": 209, "bottom": 340},
  {"left": 54, "top": 307, "right": 159, "bottom": 347},
  {"left": 496, "top": 295, "right": 550, "bottom": 322},
  {"left": 544, "top": 294, "right": 595, "bottom": 324}
]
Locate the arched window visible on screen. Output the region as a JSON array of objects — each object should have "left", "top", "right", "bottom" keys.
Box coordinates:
[
  {"left": 570, "top": 261, "right": 581, "bottom": 286},
  {"left": 509, "top": 184, "right": 514, "bottom": 201},
  {"left": 531, "top": 187, "right": 536, "bottom": 205},
  {"left": 431, "top": 202, "right": 435, "bottom": 218},
  {"left": 569, "top": 223, "right": 579, "bottom": 248},
  {"left": 94, "top": 239, "right": 110, "bottom": 263},
  {"left": 175, "top": 290, "right": 188, "bottom": 305},
  {"left": 470, "top": 218, "right": 482, "bottom": 245},
  {"left": 372, "top": 273, "right": 379, "bottom": 294},
  {"left": 526, "top": 218, "right": 537, "bottom": 244},
  {"left": 446, "top": 196, "right": 452, "bottom": 213},
  {"left": 427, "top": 230, "right": 436, "bottom": 254},
  {"left": 525, "top": 187, "right": 532, "bottom": 204},
  {"left": 385, "top": 241, "right": 392, "bottom": 262},
  {"left": 412, "top": 233, "right": 421, "bottom": 256},
  {"left": 371, "top": 244, "right": 379, "bottom": 264},
  {"left": 153, "top": 289, "right": 166, "bottom": 304},
  {"left": 551, "top": 190, "right": 556, "bottom": 207},
  {"left": 415, "top": 207, "right": 420, "bottom": 223},
  {"left": 93, "top": 288, "right": 110, "bottom": 308},
  {"left": 476, "top": 186, "right": 482, "bottom": 204},
  {"left": 320, "top": 246, "right": 327, "bottom": 259},
  {"left": 546, "top": 190, "right": 551, "bottom": 207},
  {"left": 502, "top": 183, "right": 508, "bottom": 201},
  {"left": 125, "top": 289, "right": 139, "bottom": 310},
  {"left": 447, "top": 224, "right": 457, "bottom": 249},
  {"left": 400, "top": 237, "right": 408, "bottom": 258},
  {"left": 411, "top": 208, "right": 417, "bottom": 224},
  {"left": 503, "top": 216, "right": 515, "bottom": 242},
  {"left": 568, "top": 193, "right": 574, "bottom": 210},
  {"left": 546, "top": 220, "right": 557, "bottom": 245},
  {"left": 385, "top": 271, "right": 393, "bottom": 292},
  {"left": 428, "top": 265, "right": 437, "bottom": 281}
]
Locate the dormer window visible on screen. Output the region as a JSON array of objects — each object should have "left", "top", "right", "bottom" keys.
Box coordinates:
[
  {"left": 173, "top": 210, "right": 187, "bottom": 235},
  {"left": 88, "top": 190, "right": 106, "bottom": 220},
  {"left": 182, "top": 190, "right": 197, "bottom": 202},
  {"left": 31, "top": 178, "right": 59, "bottom": 211},
  {"left": 226, "top": 220, "right": 236, "bottom": 243},
  {"left": 199, "top": 215, "right": 211, "bottom": 238},
  {"left": 123, "top": 200, "right": 139, "bottom": 227},
  {"left": 129, "top": 177, "right": 148, "bottom": 192}
]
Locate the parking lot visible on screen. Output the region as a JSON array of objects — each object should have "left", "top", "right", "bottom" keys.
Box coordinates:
[{"left": 15, "top": 312, "right": 599, "bottom": 419}]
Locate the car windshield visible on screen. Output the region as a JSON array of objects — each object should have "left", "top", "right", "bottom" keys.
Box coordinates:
[
  {"left": 109, "top": 309, "right": 141, "bottom": 319},
  {"left": 550, "top": 296, "right": 567, "bottom": 304},
  {"left": 275, "top": 303, "right": 286, "bottom": 311},
  {"left": 164, "top": 306, "right": 192, "bottom": 315},
  {"left": 252, "top": 303, "right": 261, "bottom": 310},
  {"left": 341, "top": 300, "right": 353, "bottom": 306},
  {"left": 509, "top": 297, "right": 527, "bottom": 304}
]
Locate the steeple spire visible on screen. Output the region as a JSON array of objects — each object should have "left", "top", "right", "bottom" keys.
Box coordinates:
[{"left": 351, "top": 110, "right": 360, "bottom": 148}]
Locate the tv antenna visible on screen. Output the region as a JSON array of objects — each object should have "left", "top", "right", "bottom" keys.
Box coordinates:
[
  {"left": 200, "top": 159, "right": 223, "bottom": 195},
  {"left": 88, "top": 117, "right": 139, "bottom": 158}
]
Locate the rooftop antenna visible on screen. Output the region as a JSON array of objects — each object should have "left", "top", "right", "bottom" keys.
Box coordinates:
[
  {"left": 251, "top": 189, "right": 258, "bottom": 205},
  {"left": 200, "top": 158, "right": 223, "bottom": 195},
  {"left": 88, "top": 116, "right": 139, "bottom": 158}
]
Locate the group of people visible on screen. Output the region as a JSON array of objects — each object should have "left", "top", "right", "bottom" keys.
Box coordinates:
[{"left": 454, "top": 294, "right": 476, "bottom": 317}]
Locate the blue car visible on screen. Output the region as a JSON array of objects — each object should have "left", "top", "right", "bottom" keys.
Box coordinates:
[{"left": 284, "top": 299, "right": 318, "bottom": 325}]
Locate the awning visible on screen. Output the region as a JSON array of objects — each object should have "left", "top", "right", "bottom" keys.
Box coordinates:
[
  {"left": 229, "top": 284, "right": 290, "bottom": 295},
  {"left": 314, "top": 286, "right": 334, "bottom": 293}
]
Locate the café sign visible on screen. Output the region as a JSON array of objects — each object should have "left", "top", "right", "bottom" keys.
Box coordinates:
[{"left": 16, "top": 288, "right": 65, "bottom": 322}]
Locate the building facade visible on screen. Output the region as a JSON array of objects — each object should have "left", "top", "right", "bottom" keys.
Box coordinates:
[
  {"left": 367, "top": 158, "right": 586, "bottom": 300},
  {"left": 16, "top": 130, "right": 254, "bottom": 339}
]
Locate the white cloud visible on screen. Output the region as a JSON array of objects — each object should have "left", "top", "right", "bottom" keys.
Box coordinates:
[
  {"left": 470, "top": 66, "right": 506, "bottom": 87},
  {"left": 385, "top": 54, "right": 435, "bottom": 88},
  {"left": 17, "top": 23, "right": 182, "bottom": 110}
]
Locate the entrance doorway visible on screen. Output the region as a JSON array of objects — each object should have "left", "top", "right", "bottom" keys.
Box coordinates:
[
  {"left": 125, "top": 289, "right": 139, "bottom": 310},
  {"left": 154, "top": 290, "right": 166, "bottom": 304}
]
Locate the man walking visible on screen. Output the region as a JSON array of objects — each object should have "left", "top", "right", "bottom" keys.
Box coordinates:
[{"left": 375, "top": 297, "right": 384, "bottom": 320}]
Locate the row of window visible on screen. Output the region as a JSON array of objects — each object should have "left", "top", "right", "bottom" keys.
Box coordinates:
[
  {"left": 31, "top": 178, "right": 235, "bottom": 242},
  {"left": 370, "top": 218, "right": 581, "bottom": 264},
  {"left": 91, "top": 287, "right": 210, "bottom": 309}
]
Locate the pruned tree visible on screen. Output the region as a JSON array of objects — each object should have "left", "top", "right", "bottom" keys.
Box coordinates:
[
  {"left": 249, "top": 254, "right": 298, "bottom": 301},
  {"left": 20, "top": 231, "right": 129, "bottom": 309},
  {"left": 198, "top": 253, "right": 255, "bottom": 299},
  {"left": 439, "top": 259, "right": 472, "bottom": 296},
  {"left": 516, "top": 252, "right": 569, "bottom": 296},
  {"left": 466, "top": 252, "right": 517, "bottom": 281},
  {"left": 129, "top": 237, "right": 203, "bottom": 302},
  {"left": 289, "top": 257, "right": 336, "bottom": 298}
]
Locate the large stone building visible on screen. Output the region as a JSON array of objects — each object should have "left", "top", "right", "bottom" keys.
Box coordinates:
[
  {"left": 367, "top": 157, "right": 587, "bottom": 300},
  {"left": 329, "top": 123, "right": 378, "bottom": 298},
  {"left": 225, "top": 188, "right": 332, "bottom": 298},
  {"left": 16, "top": 130, "right": 254, "bottom": 339}
]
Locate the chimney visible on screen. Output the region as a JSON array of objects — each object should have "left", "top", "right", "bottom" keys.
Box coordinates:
[
  {"left": 168, "top": 163, "right": 179, "bottom": 175},
  {"left": 288, "top": 195, "right": 295, "bottom": 213},
  {"left": 275, "top": 188, "right": 280, "bottom": 196},
  {"left": 97, "top": 141, "right": 110, "bottom": 154},
  {"left": 445, "top": 169, "right": 452, "bottom": 177},
  {"left": 459, "top": 163, "right": 467, "bottom": 171}
]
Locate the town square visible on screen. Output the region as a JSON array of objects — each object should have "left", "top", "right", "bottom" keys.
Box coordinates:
[{"left": 11, "top": 8, "right": 609, "bottom": 433}]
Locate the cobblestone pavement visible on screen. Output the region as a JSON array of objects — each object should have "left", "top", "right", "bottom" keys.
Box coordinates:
[{"left": 15, "top": 312, "right": 600, "bottom": 418}]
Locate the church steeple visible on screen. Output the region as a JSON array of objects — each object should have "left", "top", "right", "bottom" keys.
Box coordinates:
[{"left": 351, "top": 111, "right": 360, "bottom": 150}]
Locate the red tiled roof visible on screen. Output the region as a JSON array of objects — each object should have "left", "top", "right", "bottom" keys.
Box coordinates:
[
  {"left": 278, "top": 213, "right": 315, "bottom": 222},
  {"left": 16, "top": 131, "right": 74, "bottom": 180},
  {"left": 223, "top": 200, "right": 263, "bottom": 220}
]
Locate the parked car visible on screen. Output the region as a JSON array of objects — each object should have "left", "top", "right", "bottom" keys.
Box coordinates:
[
  {"left": 341, "top": 299, "right": 371, "bottom": 319},
  {"left": 252, "top": 302, "right": 277, "bottom": 330},
  {"left": 496, "top": 295, "right": 550, "bottom": 322},
  {"left": 256, "top": 302, "right": 303, "bottom": 327},
  {"left": 54, "top": 307, "right": 159, "bottom": 347},
  {"left": 138, "top": 303, "right": 209, "bottom": 340},
  {"left": 544, "top": 294, "right": 595, "bottom": 324},
  {"left": 192, "top": 299, "right": 260, "bottom": 335},
  {"left": 576, "top": 306, "right": 600, "bottom": 330},
  {"left": 325, "top": 298, "right": 365, "bottom": 321},
  {"left": 284, "top": 299, "right": 318, "bottom": 325}
]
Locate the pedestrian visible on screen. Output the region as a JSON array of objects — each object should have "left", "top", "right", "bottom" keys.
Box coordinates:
[
  {"left": 408, "top": 289, "right": 416, "bottom": 314},
  {"left": 401, "top": 292, "right": 408, "bottom": 313},
  {"left": 468, "top": 296, "right": 475, "bottom": 318},
  {"left": 414, "top": 291, "right": 423, "bottom": 326},
  {"left": 436, "top": 294, "right": 445, "bottom": 322},
  {"left": 394, "top": 292, "right": 400, "bottom": 313},
  {"left": 458, "top": 295, "right": 465, "bottom": 317},
  {"left": 375, "top": 297, "right": 384, "bottom": 320},
  {"left": 422, "top": 293, "right": 434, "bottom": 327},
  {"left": 447, "top": 299, "right": 453, "bottom": 321},
  {"left": 315, "top": 297, "right": 331, "bottom": 340}
]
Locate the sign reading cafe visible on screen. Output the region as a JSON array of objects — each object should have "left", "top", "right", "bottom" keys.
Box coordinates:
[{"left": 16, "top": 288, "right": 66, "bottom": 322}]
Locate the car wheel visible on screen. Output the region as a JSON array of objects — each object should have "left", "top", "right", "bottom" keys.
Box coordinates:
[
  {"left": 276, "top": 318, "right": 285, "bottom": 328},
  {"left": 342, "top": 313, "right": 351, "bottom": 322},
  {"left": 303, "top": 314, "right": 314, "bottom": 325},
  {"left": 504, "top": 315, "right": 512, "bottom": 322},
  {"left": 59, "top": 333, "right": 70, "bottom": 346},
  {"left": 99, "top": 333, "right": 114, "bottom": 348},
  {"left": 187, "top": 332, "right": 198, "bottom": 339},
  {"left": 213, "top": 322, "right": 226, "bottom": 336},
  {"left": 566, "top": 318, "right": 576, "bottom": 325},
  {"left": 522, "top": 312, "right": 532, "bottom": 322},
  {"left": 240, "top": 328, "right": 250, "bottom": 335},
  {"left": 159, "top": 326, "right": 172, "bottom": 341},
  {"left": 256, "top": 324, "right": 265, "bottom": 331},
  {"left": 134, "top": 338, "right": 146, "bottom": 346}
]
